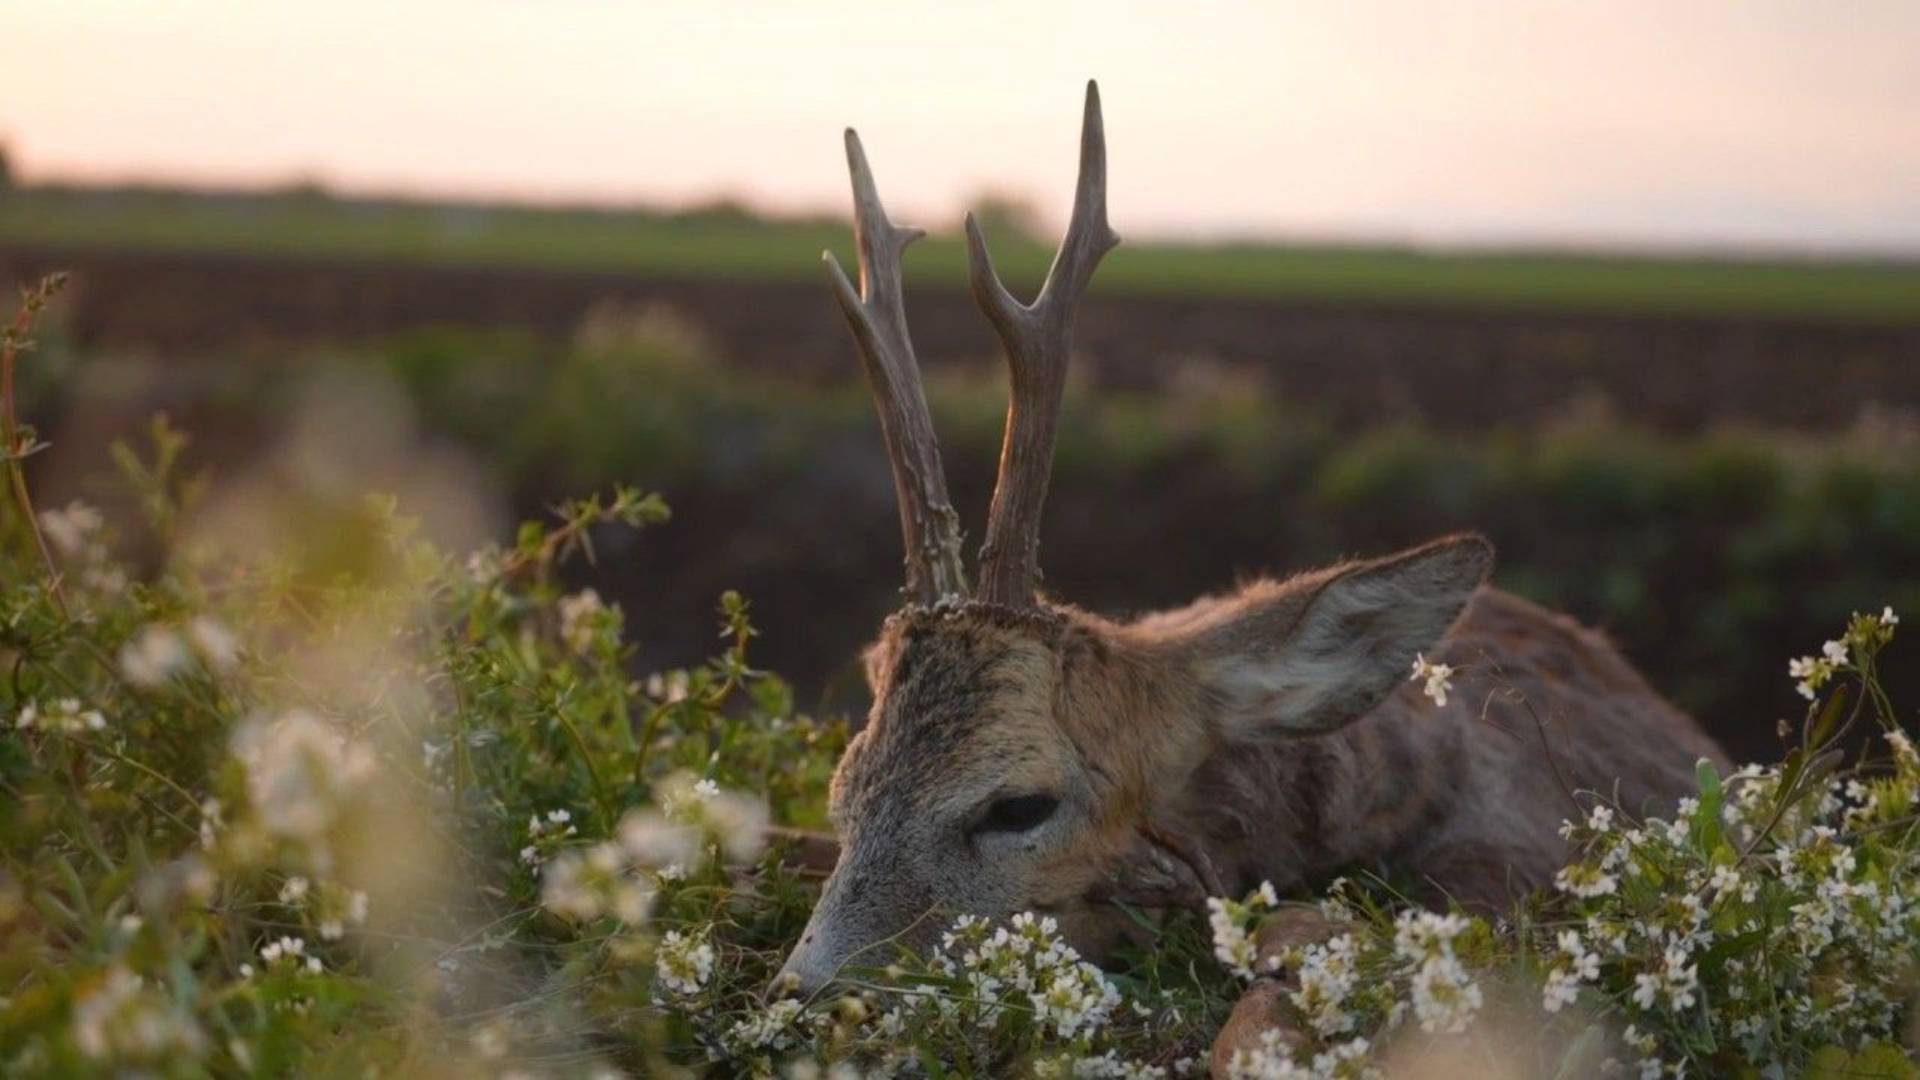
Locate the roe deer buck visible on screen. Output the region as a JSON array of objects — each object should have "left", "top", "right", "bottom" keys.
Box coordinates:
[{"left": 775, "top": 82, "right": 1727, "bottom": 1005}]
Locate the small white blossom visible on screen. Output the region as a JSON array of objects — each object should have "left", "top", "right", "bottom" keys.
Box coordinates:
[
  {"left": 120, "top": 625, "right": 190, "bottom": 687},
  {"left": 558, "top": 589, "right": 608, "bottom": 654},
  {"left": 654, "top": 929, "right": 715, "bottom": 996},
  {"left": 1409, "top": 653, "right": 1455, "bottom": 707},
  {"left": 186, "top": 616, "right": 240, "bottom": 671}
]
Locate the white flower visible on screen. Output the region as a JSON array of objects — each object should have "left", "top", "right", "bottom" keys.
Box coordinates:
[
  {"left": 618, "top": 810, "right": 698, "bottom": 872},
  {"left": 1207, "top": 883, "right": 1279, "bottom": 980},
  {"left": 230, "top": 711, "right": 377, "bottom": 856},
  {"left": 1881, "top": 606, "right": 1899, "bottom": 628},
  {"left": 1392, "top": 909, "right": 1470, "bottom": 965},
  {"left": 120, "top": 625, "right": 190, "bottom": 687},
  {"left": 1290, "top": 933, "right": 1360, "bottom": 1036},
  {"left": 646, "top": 671, "right": 690, "bottom": 703},
  {"left": 1788, "top": 655, "right": 1834, "bottom": 700},
  {"left": 724, "top": 998, "right": 804, "bottom": 1053},
  {"left": 1409, "top": 954, "right": 1483, "bottom": 1034},
  {"left": 540, "top": 842, "right": 653, "bottom": 924},
  {"left": 16, "top": 698, "right": 108, "bottom": 735},
  {"left": 1542, "top": 965, "right": 1582, "bottom": 1013},
  {"left": 653, "top": 774, "right": 766, "bottom": 862},
  {"left": 187, "top": 616, "right": 240, "bottom": 671},
  {"left": 39, "top": 501, "right": 104, "bottom": 556},
  {"left": 278, "top": 877, "right": 310, "bottom": 904},
  {"left": 1821, "top": 638, "right": 1850, "bottom": 666},
  {"left": 558, "top": 589, "right": 608, "bottom": 653},
  {"left": 1556, "top": 862, "right": 1620, "bottom": 899},
  {"left": 654, "top": 929, "right": 715, "bottom": 996},
  {"left": 70, "top": 968, "right": 205, "bottom": 1064},
  {"left": 1409, "top": 653, "right": 1455, "bottom": 707}
]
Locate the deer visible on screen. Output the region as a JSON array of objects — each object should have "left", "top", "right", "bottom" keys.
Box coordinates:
[{"left": 774, "top": 80, "right": 1728, "bottom": 1064}]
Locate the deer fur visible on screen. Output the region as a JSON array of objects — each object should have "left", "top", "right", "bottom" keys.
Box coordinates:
[{"left": 778, "top": 535, "right": 1728, "bottom": 990}]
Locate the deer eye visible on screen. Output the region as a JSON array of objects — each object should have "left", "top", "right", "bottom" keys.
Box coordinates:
[{"left": 971, "top": 794, "right": 1060, "bottom": 837}]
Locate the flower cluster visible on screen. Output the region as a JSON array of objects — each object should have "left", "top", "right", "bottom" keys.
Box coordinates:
[
  {"left": 655, "top": 928, "right": 716, "bottom": 997},
  {"left": 68, "top": 969, "right": 206, "bottom": 1066},
  {"left": 929, "top": 912, "right": 1124, "bottom": 1041},
  {"left": 228, "top": 710, "right": 378, "bottom": 871},
  {"left": 14, "top": 696, "right": 107, "bottom": 735},
  {"left": 38, "top": 500, "right": 127, "bottom": 597},
  {"left": 1787, "top": 605, "right": 1897, "bottom": 699},
  {"left": 1392, "top": 910, "right": 1482, "bottom": 1035},
  {"left": 1208, "top": 881, "right": 1279, "bottom": 979},
  {"left": 538, "top": 775, "right": 766, "bottom": 926},
  {"left": 518, "top": 807, "right": 577, "bottom": 867}
]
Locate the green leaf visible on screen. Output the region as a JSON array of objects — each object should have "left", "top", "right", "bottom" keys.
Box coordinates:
[
  {"left": 1806, "top": 678, "right": 1850, "bottom": 750},
  {"left": 1694, "top": 757, "right": 1724, "bottom": 855}
]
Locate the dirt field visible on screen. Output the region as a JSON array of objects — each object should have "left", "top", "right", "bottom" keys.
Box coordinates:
[{"left": 6, "top": 243, "right": 1920, "bottom": 434}]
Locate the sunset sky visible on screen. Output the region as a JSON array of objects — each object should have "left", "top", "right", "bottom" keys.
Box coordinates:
[{"left": 4, "top": 1, "right": 1918, "bottom": 252}]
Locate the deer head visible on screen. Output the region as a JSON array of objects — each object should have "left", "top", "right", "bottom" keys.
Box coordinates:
[{"left": 776, "top": 82, "right": 1492, "bottom": 994}]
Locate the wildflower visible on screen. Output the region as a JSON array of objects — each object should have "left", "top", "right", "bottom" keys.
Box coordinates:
[
  {"left": 654, "top": 929, "right": 715, "bottom": 996},
  {"left": 1409, "top": 652, "right": 1455, "bottom": 707},
  {"left": 38, "top": 500, "right": 104, "bottom": 556},
  {"left": 521, "top": 807, "right": 580, "bottom": 867},
  {"left": 540, "top": 842, "right": 653, "bottom": 924},
  {"left": 558, "top": 589, "right": 608, "bottom": 653},
  {"left": 1290, "top": 933, "right": 1360, "bottom": 1036},
  {"left": 1556, "top": 862, "right": 1620, "bottom": 899},
  {"left": 646, "top": 670, "right": 690, "bottom": 703},
  {"left": 655, "top": 774, "right": 767, "bottom": 861},
  {"left": 1207, "top": 883, "right": 1279, "bottom": 980},
  {"left": 120, "top": 625, "right": 190, "bottom": 687},
  {"left": 278, "top": 877, "right": 310, "bottom": 905},
  {"left": 723, "top": 998, "right": 805, "bottom": 1054},
  {"left": 15, "top": 698, "right": 108, "bottom": 735},
  {"left": 230, "top": 711, "right": 377, "bottom": 854},
  {"left": 70, "top": 968, "right": 205, "bottom": 1064},
  {"left": 198, "top": 798, "right": 224, "bottom": 851},
  {"left": 1392, "top": 909, "right": 1470, "bottom": 964},
  {"left": 187, "top": 616, "right": 240, "bottom": 671},
  {"left": 1788, "top": 655, "right": 1834, "bottom": 700},
  {"left": 1409, "top": 955, "right": 1483, "bottom": 1034},
  {"left": 618, "top": 808, "right": 698, "bottom": 869}
]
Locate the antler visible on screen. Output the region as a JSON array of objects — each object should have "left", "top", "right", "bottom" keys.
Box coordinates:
[
  {"left": 825, "top": 129, "right": 969, "bottom": 604},
  {"left": 967, "top": 80, "right": 1119, "bottom": 608}
]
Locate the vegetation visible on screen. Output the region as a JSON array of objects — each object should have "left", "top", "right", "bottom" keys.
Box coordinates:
[
  {"left": 4, "top": 268, "right": 1920, "bottom": 1077},
  {"left": 24, "top": 319, "right": 1914, "bottom": 761},
  {"left": 6, "top": 184, "right": 1920, "bottom": 321}
]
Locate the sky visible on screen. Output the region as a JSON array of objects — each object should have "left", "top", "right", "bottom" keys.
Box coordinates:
[{"left": 4, "top": 0, "right": 1919, "bottom": 253}]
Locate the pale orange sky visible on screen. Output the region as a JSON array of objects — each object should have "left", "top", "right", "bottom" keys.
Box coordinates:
[{"left": 4, "top": 1, "right": 1918, "bottom": 252}]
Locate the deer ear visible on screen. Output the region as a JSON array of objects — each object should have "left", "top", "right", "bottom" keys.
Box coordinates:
[{"left": 1190, "top": 535, "right": 1493, "bottom": 739}]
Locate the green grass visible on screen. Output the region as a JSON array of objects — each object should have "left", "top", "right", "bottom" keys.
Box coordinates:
[{"left": 5, "top": 185, "right": 1920, "bottom": 321}]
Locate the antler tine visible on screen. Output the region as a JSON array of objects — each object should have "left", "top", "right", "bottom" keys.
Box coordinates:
[
  {"left": 824, "top": 128, "right": 969, "bottom": 604},
  {"left": 966, "top": 80, "right": 1120, "bottom": 608}
]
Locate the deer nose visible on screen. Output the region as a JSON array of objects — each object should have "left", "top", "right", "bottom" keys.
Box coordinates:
[{"left": 768, "top": 932, "right": 832, "bottom": 1002}]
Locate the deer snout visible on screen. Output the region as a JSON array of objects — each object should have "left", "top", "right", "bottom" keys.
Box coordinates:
[{"left": 769, "top": 926, "right": 837, "bottom": 1000}]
